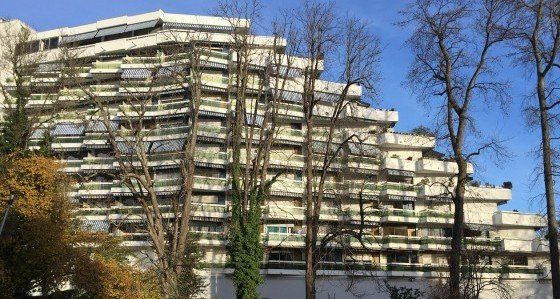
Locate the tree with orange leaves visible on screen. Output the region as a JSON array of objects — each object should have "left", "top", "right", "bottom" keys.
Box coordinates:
[{"left": 0, "top": 155, "right": 161, "bottom": 298}]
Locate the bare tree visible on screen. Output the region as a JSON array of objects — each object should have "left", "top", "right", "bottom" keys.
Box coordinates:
[
  {"left": 0, "top": 20, "right": 66, "bottom": 154},
  {"left": 59, "top": 29, "right": 218, "bottom": 297},
  {"left": 285, "top": 1, "right": 383, "bottom": 297},
  {"left": 400, "top": 0, "right": 515, "bottom": 296},
  {"left": 216, "top": 1, "right": 300, "bottom": 297},
  {"left": 509, "top": 1, "right": 560, "bottom": 297},
  {"left": 427, "top": 246, "right": 513, "bottom": 299}
]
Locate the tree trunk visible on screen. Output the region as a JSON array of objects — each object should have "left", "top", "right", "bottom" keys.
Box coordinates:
[
  {"left": 304, "top": 117, "right": 316, "bottom": 299},
  {"left": 450, "top": 164, "right": 466, "bottom": 298},
  {"left": 537, "top": 77, "right": 560, "bottom": 299}
]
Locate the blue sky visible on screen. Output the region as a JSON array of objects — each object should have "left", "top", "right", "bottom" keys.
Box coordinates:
[{"left": 0, "top": 0, "right": 544, "bottom": 213}]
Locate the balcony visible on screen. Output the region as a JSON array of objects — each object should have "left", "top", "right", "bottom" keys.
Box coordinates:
[
  {"left": 347, "top": 156, "right": 380, "bottom": 171},
  {"left": 277, "top": 102, "right": 304, "bottom": 118},
  {"left": 465, "top": 185, "right": 512, "bottom": 202},
  {"left": 270, "top": 179, "right": 304, "bottom": 195},
  {"left": 118, "top": 100, "right": 189, "bottom": 118},
  {"left": 382, "top": 157, "right": 416, "bottom": 172},
  {"left": 343, "top": 104, "right": 398, "bottom": 123},
  {"left": 263, "top": 233, "right": 305, "bottom": 247},
  {"left": 493, "top": 211, "right": 546, "bottom": 228},
  {"left": 381, "top": 235, "right": 422, "bottom": 250},
  {"left": 59, "top": 159, "right": 83, "bottom": 173},
  {"left": 198, "top": 124, "right": 228, "bottom": 139},
  {"left": 195, "top": 151, "right": 229, "bottom": 165},
  {"left": 196, "top": 231, "right": 227, "bottom": 246},
  {"left": 379, "top": 182, "right": 418, "bottom": 198},
  {"left": 78, "top": 181, "right": 113, "bottom": 198},
  {"left": 261, "top": 261, "right": 543, "bottom": 278},
  {"left": 276, "top": 127, "right": 304, "bottom": 143},
  {"left": 268, "top": 152, "right": 305, "bottom": 168},
  {"left": 380, "top": 208, "right": 420, "bottom": 223},
  {"left": 465, "top": 211, "right": 494, "bottom": 225},
  {"left": 83, "top": 133, "right": 110, "bottom": 148},
  {"left": 377, "top": 132, "right": 435, "bottom": 149},
  {"left": 418, "top": 184, "right": 512, "bottom": 202},
  {"left": 26, "top": 94, "right": 57, "bottom": 108},
  {"left": 119, "top": 82, "right": 186, "bottom": 94},
  {"left": 51, "top": 137, "right": 84, "bottom": 151},
  {"left": 532, "top": 239, "right": 549, "bottom": 253},
  {"left": 192, "top": 176, "right": 229, "bottom": 192},
  {"left": 501, "top": 238, "right": 534, "bottom": 252},
  {"left": 191, "top": 203, "right": 228, "bottom": 218},
  {"left": 263, "top": 205, "right": 305, "bottom": 220},
  {"left": 111, "top": 176, "right": 228, "bottom": 195},
  {"left": 90, "top": 84, "right": 120, "bottom": 97},
  {"left": 416, "top": 158, "right": 473, "bottom": 175},
  {"left": 347, "top": 181, "right": 417, "bottom": 196},
  {"left": 81, "top": 156, "right": 116, "bottom": 171},
  {"left": 90, "top": 61, "right": 122, "bottom": 74},
  {"left": 309, "top": 128, "right": 344, "bottom": 143},
  {"left": 201, "top": 99, "right": 229, "bottom": 114}
]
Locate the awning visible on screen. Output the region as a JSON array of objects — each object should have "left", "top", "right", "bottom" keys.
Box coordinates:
[
  {"left": 160, "top": 88, "right": 187, "bottom": 96},
  {"left": 81, "top": 220, "right": 110, "bottom": 232},
  {"left": 273, "top": 65, "right": 302, "bottom": 78},
  {"left": 52, "top": 147, "right": 83, "bottom": 153},
  {"left": 122, "top": 68, "right": 152, "bottom": 79},
  {"left": 384, "top": 194, "right": 416, "bottom": 202},
  {"left": 314, "top": 91, "right": 340, "bottom": 103},
  {"left": 349, "top": 194, "right": 379, "bottom": 201},
  {"left": 386, "top": 169, "right": 415, "bottom": 177},
  {"left": 86, "top": 120, "right": 119, "bottom": 132},
  {"left": 202, "top": 85, "right": 227, "bottom": 93},
  {"left": 277, "top": 90, "right": 303, "bottom": 103},
  {"left": 202, "top": 61, "right": 228, "bottom": 69},
  {"left": 96, "top": 25, "right": 127, "bottom": 37},
  {"left": 245, "top": 113, "right": 264, "bottom": 126},
  {"left": 51, "top": 123, "right": 85, "bottom": 136},
  {"left": 62, "top": 31, "right": 97, "bottom": 44},
  {"left": 116, "top": 139, "right": 187, "bottom": 154},
  {"left": 196, "top": 136, "right": 224, "bottom": 143},
  {"left": 199, "top": 110, "right": 226, "bottom": 118},
  {"left": 195, "top": 162, "right": 226, "bottom": 169},
  {"left": 270, "top": 191, "right": 303, "bottom": 198},
  {"left": 126, "top": 20, "right": 158, "bottom": 32},
  {"left": 156, "top": 65, "right": 189, "bottom": 77},
  {"left": 348, "top": 143, "right": 380, "bottom": 157},
  {"left": 37, "top": 63, "right": 62, "bottom": 72},
  {"left": 163, "top": 22, "right": 233, "bottom": 32},
  {"left": 30, "top": 128, "right": 47, "bottom": 139}
]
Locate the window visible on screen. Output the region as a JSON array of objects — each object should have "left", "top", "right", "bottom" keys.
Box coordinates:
[
  {"left": 29, "top": 40, "right": 40, "bottom": 53},
  {"left": 321, "top": 251, "right": 343, "bottom": 262},
  {"left": 49, "top": 37, "right": 59, "bottom": 49},
  {"left": 42, "top": 37, "right": 59, "bottom": 50},
  {"left": 509, "top": 255, "right": 528, "bottom": 266},
  {"left": 266, "top": 225, "right": 289, "bottom": 234},
  {"left": 269, "top": 251, "right": 293, "bottom": 261},
  {"left": 387, "top": 252, "right": 418, "bottom": 264},
  {"left": 295, "top": 170, "right": 302, "bottom": 182}
]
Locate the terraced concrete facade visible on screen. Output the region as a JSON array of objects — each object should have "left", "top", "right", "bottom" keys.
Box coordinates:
[{"left": 0, "top": 11, "right": 553, "bottom": 298}]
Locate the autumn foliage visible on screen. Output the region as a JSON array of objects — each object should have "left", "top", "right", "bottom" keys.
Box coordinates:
[{"left": 0, "top": 155, "right": 161, "bottom": 298}]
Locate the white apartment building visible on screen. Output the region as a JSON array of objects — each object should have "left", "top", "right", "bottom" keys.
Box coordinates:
[{"left": 0, "top": 11, "right": 554, "bottom": 299}]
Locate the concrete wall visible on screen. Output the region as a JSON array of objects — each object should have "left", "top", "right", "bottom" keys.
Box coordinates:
[{"left": 201, "top": 272, "right": 553, "bottom": 299}]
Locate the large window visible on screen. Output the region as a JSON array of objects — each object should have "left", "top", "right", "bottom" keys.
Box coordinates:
[
  {"left": 266, "top": 225, "right": 290, "bottom": 234},
  {"left": 269, "top": 251, "right": 293, "bottom": 261},
  {"left": 387, "top": 252, "right": 419, "bottom": 264}
]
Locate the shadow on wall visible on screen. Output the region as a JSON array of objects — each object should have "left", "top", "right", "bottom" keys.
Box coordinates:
[{"left": 204, "top": 272, "right": 553, "bottom": 299}]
